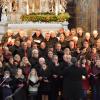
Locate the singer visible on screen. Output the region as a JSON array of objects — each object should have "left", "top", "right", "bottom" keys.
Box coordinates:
[{"left": 1, "top": 70, "right": 13, "bottom": 100}]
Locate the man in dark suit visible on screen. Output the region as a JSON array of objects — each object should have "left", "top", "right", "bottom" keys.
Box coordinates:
[
  {"left": 62, "top": 55, "right": 83, "bottom": 100},
  {"left": 18, "top": 42, "right": 32, "bottom": 59}
]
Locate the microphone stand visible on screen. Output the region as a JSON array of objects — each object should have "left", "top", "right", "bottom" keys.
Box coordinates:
[
  {"left": 5, "top": 85, "right": 23, "bottom": 100},
  {"left": 0, "top": 76, "right": 9, "bottom": 86}
]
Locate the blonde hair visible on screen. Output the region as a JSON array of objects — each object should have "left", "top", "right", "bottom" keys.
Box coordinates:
[
  {"left": 20, "top": 57, "right": 31, "bottom": 67},
  {"left": 28, "top": 68, "right": 38, "bottom": 80}
]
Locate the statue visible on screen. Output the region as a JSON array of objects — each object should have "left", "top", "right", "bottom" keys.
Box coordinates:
[
  {"left": 49, "top": 0, "right": 55, "bottom": 12},
  {"left": 34, "top": 0, "right": 40, "bottom": 13},
  {"left": 40, "top": 0, "right": 49, "bottom": 13},
  {"left": 28, "top": 0, "right": 67, "bottom": 14},
  {"left": 59, "top": 0, "right": 67, "bottom": 13},
  {"left": 12, "top": 0, "right": 19, "bottom": 12},
  {"left": 1, "top": 4, "right": 8, "bottom": 22}
]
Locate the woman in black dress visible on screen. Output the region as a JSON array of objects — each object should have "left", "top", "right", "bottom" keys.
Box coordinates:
[
  {"left": 2, "top": 70, "right": 13, "bottom": 100},
  {"left": 51, "top": 55, "right": 63, "bottom": 100},
  {"left": 13, "top": 68, "right": 27, "bottom": 100},
  {"left": 37, "top": 57, "right": 52, "bottom": 100}
]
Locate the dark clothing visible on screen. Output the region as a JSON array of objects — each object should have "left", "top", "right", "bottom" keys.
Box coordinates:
[
  {"left": 45, "top": 57, "right": 53, "bottom": 69},
  {"left": 62, "top": 63, "right": 83, "bottom": 100},
  {"left": 83, "top": 38, "right": 93, "bottom": 48},
  {"left": 4, "top": 62, "right": 17, "bottom": 77},
  {"left": 28, "top": 92, "right": 38, "bottom": 100},
  {"left": 39, "top": 48, "right": 47, "bottom": 58},
  {"left": 3, "top": 52, "right": 12, "bottom": 63},
  {"left": 80, "top": 47, "right": 91, "bottom": 60},
  {"left": 29, "top": 57, "right": 39, "bottom": 69},
  {"left": 32, "top": 34, "right": 44, "bottom": 45},
  {"left": 9, "top": 45, "right": 21, "bottom": 56},
  {"left": 92, "top": 35, "right": 100, "bottom": 46},
  {"left": 50, "top": 37, "right": 58, "bottom": 47},
  {"left": 43, "top": 39, "right": 52, "bottom": 48},
  {"left": 69, "top": 48, "right": 76, "bottom": 57},
  {"left": 20, "top": 64, "right": 31, "bottom": 79},
  {"left": 18, "top": 48, "right": 32, "bottom": 59},
  {"left": 0, "top": 75, "right": 3, "bottom": 100},
  {"left": 0, "top": 68, "right": 4, "bottom": 76},
  {"left": 13, "top": 77, "right": 27, "bottom": 100},
  {"left": 91, "top": 65, "right": 100, "bottom": 100},
  {"left": 2, "top": 77, "right": 13, "bottom": 100},
  {"left": 37, "top": 65, "right": 52, "bottom": 95},
  {"left": 54, "top": 50, "right": 64, "bottom": 63},
  {"left": 60, "top": 41, "right": 67, "bottom": 50},
  {"left": 77, "top": 34, "right": 84, "bottom": 48},
  {"left": 51, "top": 62, "right": 63, "bottom": 100}
]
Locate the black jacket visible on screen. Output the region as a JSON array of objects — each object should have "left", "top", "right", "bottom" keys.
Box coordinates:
[{"left": 62, "top": 63, "right": 83, "bottom": 99}]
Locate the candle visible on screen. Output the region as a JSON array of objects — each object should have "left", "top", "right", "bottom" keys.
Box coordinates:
[
  {"left": 55, "top": 0, "right": 59, "bottom": 15},
  {"left": 55, "top": 5, "right": 58, "bottom": 15},
  {"left": 32, "top": 3, "right": 34, "bottom": 12},
  {"left": 26, "top": 0, "right": 29, "bottom": 15}
]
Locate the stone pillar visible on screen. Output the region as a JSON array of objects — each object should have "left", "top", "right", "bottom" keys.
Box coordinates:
[
  {"left": 76, "top": 0, "right": 91, "bottom": 31},
  {"left": 34, "top": 0, "right": 40, "bottom": 13},
  {"left": 76, "top": 0, "right": 98, "bottom": 32},
  {"left": 55, "top": 0, "right": 59, "bottom": 15},
  {"left": 90, "top": 0, "right": 97, "bottom": 32},
  {"left": 97, "top": 0, "right": 100, "bottom": 32},
  {"left": 18, "top": 0, "right": 23, "bottom": 13}
]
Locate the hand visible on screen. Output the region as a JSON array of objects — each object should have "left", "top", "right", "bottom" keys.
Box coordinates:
[
  {"left": 6, "top": 85, "right": 10, "bottom": 88},
  {"left": 82, "top": 64, "right": 85, "bottom": 68},
  {"left": 60, "top": 76, "right": 63, "bottom": 78},
  {"left": 39, "top": 76, "right": 43, "bottom": 80},
  {"left": 44, "top": 79, "right": 49, "bottom": 83},
  {"left": 18, "top": 84, "right": 24, "bottom": 87},
  {"left": 53, "top": 75, "right": 58, "bottom": 78},
  {"left": 82, "top": 75, "right": 86, "bottom": 79}
]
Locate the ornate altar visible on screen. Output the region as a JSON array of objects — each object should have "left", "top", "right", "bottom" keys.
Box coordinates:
[{"left": 0, "top": 0, "right": 67, "bottom": 22}]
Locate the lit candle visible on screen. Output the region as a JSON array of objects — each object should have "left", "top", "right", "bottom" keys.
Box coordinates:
[
  {"left": 55, "top": 0, "right": 59, "bottom": 15},
  {"left": 32, "top": 3, "right": 34, "bottom": 12},
  {"left": 26, "top": 0, "right": 29, "bottom": 15}
]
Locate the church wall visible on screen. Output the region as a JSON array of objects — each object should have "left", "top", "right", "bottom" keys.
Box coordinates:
[{"left": 75, "top": 0, "right": 98, "bottom": 32}]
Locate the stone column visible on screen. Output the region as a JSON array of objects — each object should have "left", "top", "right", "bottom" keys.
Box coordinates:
[
  {"left": 76, "top": 0, "right": 98, "bottom": 32},
  {"left": 19, "top": 0, "right": 22, "bottom": 13},
  {"left": 55, "top": 0, "right": 59, "bottom": 15},
  {"left": 26, "top": 0, "right": 29, "bottom": 14},
  {"left": 76, "top": 0, "right": 91, "bottom": 32},
  {"left": 34, "top": 0, "right": 40, "bottom": 13},
  {"left": 90, "top": 0, "right": 97, "bottom": 32}
]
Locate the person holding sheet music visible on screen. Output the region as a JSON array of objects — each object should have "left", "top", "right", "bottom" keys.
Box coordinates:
[
  {"left": 1, "top": 70, "right": 13, "bottom": 100},
  {"left": 28, "top": 68, "right": 39, "bottom": 100},
  {"left": 13, "top": 68, "right": 27, "bottom": 100}
]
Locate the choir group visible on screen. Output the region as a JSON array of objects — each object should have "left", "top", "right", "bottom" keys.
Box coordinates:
[{"left": 0, "top": 27, "right": 100, "bottom": 100}]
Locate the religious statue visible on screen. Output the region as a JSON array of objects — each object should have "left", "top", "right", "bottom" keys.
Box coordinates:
[
  {"left": 49, "top": 0, "right": 55, "bottom": 12},
  {"left": 34, "top": 0, "right": 40, "bottom": 13},
  {"left": 40, "top": 0, "right": 49, "bottom": 13},
  {"left": 12, "top": 0, "right": 19, "bottom": 12},
  {"left": 59, "top": 0, "right": 67, "bottom": 13},
  {"left": 1, "top": 4, "right": 8, "bottom": 22},
  {"left": 25, "top": 0, "right": 67, "bottom": 14}
]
